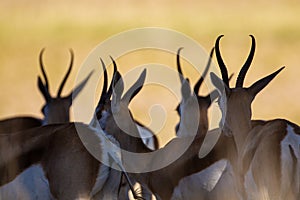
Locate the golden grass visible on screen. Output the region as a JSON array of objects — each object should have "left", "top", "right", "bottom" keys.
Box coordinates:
[{"left": 1, "top": 0, "right": 300, "bottom": 144}]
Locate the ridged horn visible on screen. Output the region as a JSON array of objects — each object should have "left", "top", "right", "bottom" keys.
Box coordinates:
[
  {"left": 215, "top": 35, "right": 229, "bottom": 86},
  {"left": 57, "top": 49, "right": 74, "bottom": 97},
  {"left": 39, "top": 48, "right": 49, "bottom": 91},
  {"left": 177, "top": 47, "right": 185, "bottom": 83},
  {"left": 236, "top": 35, "right": 256, "bottom": 88},
  {"left": 194, "top": 47, "right": 214, "bottom": 94}
]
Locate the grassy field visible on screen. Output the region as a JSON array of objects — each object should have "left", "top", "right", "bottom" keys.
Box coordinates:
[{"left": 0, "top": 0, "right": 300, "bottom": 144}]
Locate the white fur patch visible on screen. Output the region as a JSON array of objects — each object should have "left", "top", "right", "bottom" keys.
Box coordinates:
[
  {"left": 0, "top": 164, "right": 52, "bottom": 200},
  {"left": 89, "top": 126, "right": 120, "bottom": 197},
  {"left": 171, "top": 159, "right": 228, "bottom": 200},
  {"left": 280, "top": 125, "right": 300, "bottom": 197}
]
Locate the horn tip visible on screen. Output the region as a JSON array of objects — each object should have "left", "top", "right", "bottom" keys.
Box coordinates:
[
  {"left": 69, "top": 49, "right": 74, "bottom": 60},
  {"left": 39, "top": 48, "right": 46, "bottom": 56},
  {"left": 141, "top": 68, "right": 147, "bottom": 77},
  {"left": 215, "top": 35, "right": 225, "bottom": 46},
  {"left": 279, "top": 66, "right": 285, "bottom": 72},
  {"left": 177, "top": 47, "right": 184, "bottom": 54},
  {"left": 249, "top": 35, "right": 256, "bottom": 43},
  {"left": 99, "top": 57, "right": 105, "bottom": 66},
  {"left": 89, "top": 69, "right": 95, "bottom": 76},
  {"left": 217, "top": 35, "right": 224, "bottom": 40}
]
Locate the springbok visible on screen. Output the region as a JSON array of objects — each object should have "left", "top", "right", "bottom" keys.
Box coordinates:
[
  {"left": 0, "top": 48, "right": 92, "bottom": 199},
  {"left": 0, "top": 61, "right": 145, "bottom": 199},
  {"left": 175, "top": 47, "right": 218, "bottom": 137},
  {"left": 97, "top": 66, "right": 237, "bottom": 199},
  {"left": 171, "top": 47, "right": 238, "bottom": 200},
  {"left": 0, "top": 119, "right": 144, "bottom": 200},
  {"left": 0, "top": 48, "right": 92, "bottom": 131},
  {"left": 94, "top": 58, "right": 158, "bottom": 199},
  {"left": 38, "top": 48, "right": 93, "bottom": 124},
  {"left": 95, "top": 57, "right": 159, "bottom": 151},
  {"left": 210, "top": 35, "right": 299, "bottom": 199}
]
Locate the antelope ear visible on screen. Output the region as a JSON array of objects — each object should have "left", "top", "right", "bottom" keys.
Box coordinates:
[
  {"left": 38, "top": 76, "right": 51, "bottom": 102},
  {"left": 68, "top": 70, "right": 94, "bottom": 101},
  {"left": 121, "top": 69, "right": 147, "bottom": 105},
  {"left": 112, "top": 71, "right": 124, "bottom": 112},
  {"left": 210, "top": 72, "right": 230, "bottom": 96},
  {"left": 181, "top": 78, "right": 191, "bottom": 101},
  {"left": 248, "top": 67, "right": 284, "bottom": 100}
]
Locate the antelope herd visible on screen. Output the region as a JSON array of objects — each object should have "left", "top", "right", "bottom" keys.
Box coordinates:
[{"left": 0, "top": 35, "right": 299, "bottom": 200}]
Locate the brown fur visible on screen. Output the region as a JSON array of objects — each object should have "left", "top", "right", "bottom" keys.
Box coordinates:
[
  {"left": 212, "top": 35, "right": 297, "bottom": 199},
  {"left": 0, "top": 123, "right": 106, "bottom": 199},
  {"left": 99, "top": 70, "right": 233, "bottom": 200}
]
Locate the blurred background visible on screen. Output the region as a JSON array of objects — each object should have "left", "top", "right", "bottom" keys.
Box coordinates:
[{"left": 0, "top": 0, "right": 300, "bottom": 145}]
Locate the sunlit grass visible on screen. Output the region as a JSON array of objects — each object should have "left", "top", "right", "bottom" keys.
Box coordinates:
[{"left": 0, "top": 0, "right": 300, "bottom": 145}]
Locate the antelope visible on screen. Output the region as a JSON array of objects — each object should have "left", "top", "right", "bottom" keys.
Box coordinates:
[
  {"left": 0, "top": 48, "right": 92, "bottom": 199},
  {"left": 210, "top": 35, "right": 299, "bottom": 199},
  {"left": 0, "top": 56, "right": 147, "bottom": 199},
  {"left": 175, "top": 47, "right": 218, "bottom": 137},
  {"left": 38, "top": 48, "right": 93, "bottom": 124},
  {"left": 94, "top": 58, "right": 158, "bottom": 199},
  {"left": 0, "top": 49, "right": 91, "bottom": 132},
  {"left": 171, "top": 47, "right": 238, "bottom": 200},
  {"left": 0, "top": 120, "right": 144, "bottom": 199},
  {"left": 98, "top": 66, "right": 236, "bottom": 199}
]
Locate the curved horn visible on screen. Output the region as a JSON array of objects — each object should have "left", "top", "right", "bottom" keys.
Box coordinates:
[
  {"left": 105, "top": 56, "right": 118, "bottom": 101},
  {"left": 96, "top": 58, "right": 108, "bottom": 108},
  {"left": 57, "top": 49, "right": 74, "bottom": 97},
  {"left": 39, "top": 48, "right": 49, "bottom": 91},
  {"left": 215, "top": 35, "right": 229, "bottom": 86},
  {"left": 194, "top": 47, "right": 214, "bottom": 94},
  {"left": 177, "top": 47, "right": 185, "bottom": 83},
  {"left": 236, "top": 35, "right": 256, "bottom": 88}
]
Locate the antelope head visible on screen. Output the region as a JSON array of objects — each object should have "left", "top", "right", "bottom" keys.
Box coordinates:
[
  {"left": 104, "top": 69, "right": 148, "bottom": 153},
  {"left": 94, "top": 57, "right": 117, "bottom": 128},
  {"left": 94, "top": 58, "right": 152, "bottom": 152},
  {"left": 176, "top": 47, "right": 218, "bottom": 137},
  {"left": 37, "top": 48, "right": 92, "bottom": 124},
  {"left": 210, "top": 35, "right": 284, "bottom": 151}
]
